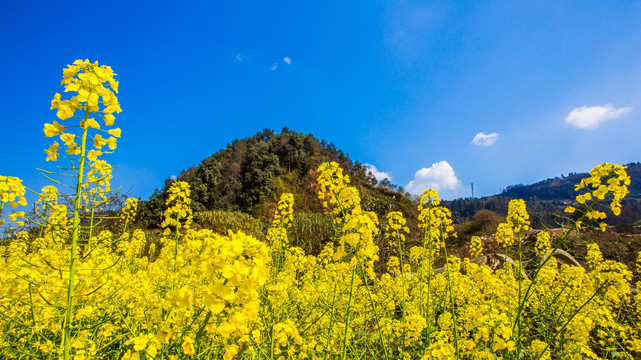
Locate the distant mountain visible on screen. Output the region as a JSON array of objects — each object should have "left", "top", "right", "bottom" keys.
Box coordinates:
[{"left": 444, "top": 163, "right": 641, "bottom": 232}]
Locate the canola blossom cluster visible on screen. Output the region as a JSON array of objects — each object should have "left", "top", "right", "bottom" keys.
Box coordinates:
[
  {"left": 161, "top": 181, "right": 194, "bottom": 235},
  {"left": 120, "top": 198, "right": 139, "bottom": 226},
  {"left": 2, "top": 60, "right": 641, "bottom": 360},
  {"left": 385, "top": 211, "right": 410, "bottom": 248},
  {"left": 565, "top": 163, "right": 631, "bottom": 231},
  {"left": 0, "top": 176, "right": 27, "bottom": 226},
  {"left": 45, "top": 59, "right": 121, "bottom": 163},
  {"left": 506, "top": 199, "right": 530, "bottom": 235},
  {"left": 469, "top": 236, "right": 483, "bottom": 258},
  {"left": 534, "top": 231, "right": 552, "bottom": 258},
  {"left": 266, "top": 193, "right": 294, "bottom": 249}
]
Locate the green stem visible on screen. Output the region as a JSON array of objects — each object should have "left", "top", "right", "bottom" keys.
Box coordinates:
[
  {"left": 341, "top": 266, "right": 356, "bottom": 360},
  {"left": 62, "top": 107, "right": 90, "bottom": 360},
  {"left": 172, "top": 214, "right": 181, "bottom": 290},
  {"left": 88, "top": 191, "right": 97, "bottom": 240},
  {"left": 194, "top": 310, "right": 212, "bottom": 344},
  {"left": 323, "top": 281, "right": 339, "bottom": 360},
  {"left": 357, "top": 257, "right": 389, "bottom": 360},
  {"left": 441, "top": 230, "right": 460, "bottom": 360},
  {"left": 397, "top": 239, "right": 407, "bottom": 345},
  {"left": 516, "top": 226, "right": 522, "bottom": 357},
  {"left": 270, "top": 311, "right": 275, "bottom": 360},
  {"left": 122, "top": 217, "right": 129, "bottom": 235}
]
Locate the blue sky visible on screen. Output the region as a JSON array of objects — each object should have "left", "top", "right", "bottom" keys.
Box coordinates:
[{"left": 1, "top": 0, "right": 640, "bottom": 204}]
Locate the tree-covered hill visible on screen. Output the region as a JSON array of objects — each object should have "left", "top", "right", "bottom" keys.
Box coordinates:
[{"left": 137, "top": 128, "right": 416, "bottom": 229}]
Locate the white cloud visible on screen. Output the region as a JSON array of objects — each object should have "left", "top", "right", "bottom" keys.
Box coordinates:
[
  {"left": 472, "top": 132, "right": 499, "bottom": 147},
  {"left": 365, "top": 163, "right": 392, "bottom": 182},
  {"left": 565, "top": 104, "right": 632, "bottom": 129},
  {"left": 406, "top": 161, "right": 461, "bottom": 194},
  {"left": 283, "top": 56, "right": 292, "bottom": 65},
  {"left": 270, "top": 63, "right": 277, "bottom": 71},
  {"left": 235, "top": 53, "right": 242, "bottom": 61}
]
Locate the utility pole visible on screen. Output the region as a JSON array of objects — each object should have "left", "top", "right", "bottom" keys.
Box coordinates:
[{"left": 471, "top": 183, "right": 474, "bottom": 198}]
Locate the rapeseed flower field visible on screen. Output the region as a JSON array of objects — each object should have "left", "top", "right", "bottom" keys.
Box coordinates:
[{"left": 1, "top": 60, "right": 640, "bottom": 359}]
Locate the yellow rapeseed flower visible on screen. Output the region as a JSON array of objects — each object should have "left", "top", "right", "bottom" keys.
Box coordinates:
[
  {"left": 470, "top": 236, "right": 483, "bottom": 258},
  {"left": 45, "top": 141, "right": 60, "bottom": 161},
  {"left": 534, "top": 231, "right": 551, "bottom": 258},
  {"left": 506, "top": 199, "right": 530, "bottom": 234},
  {"left": 43, "top": 121, "right": 66, "bottom": 137},
  {"left": 495, "top": 222, "right": 514, "bottom": 247}
]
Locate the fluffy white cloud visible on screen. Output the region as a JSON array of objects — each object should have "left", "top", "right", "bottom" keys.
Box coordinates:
[
  {"left": 283, "top": 56, "right": 292, "bottom": 64},
  {"left": 365, "top": 163, "right": 392, "bottom": 182},
  {"left": 472, "top": 132, "right": 499, "bottom": 146},
  {"left": 406, "top": 161, "right": 461, "bottom": 194},
  {"left": 565, "top": 104, "right": 632, "bottom": 129}
]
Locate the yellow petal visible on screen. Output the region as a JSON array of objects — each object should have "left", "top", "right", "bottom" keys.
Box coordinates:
[
  {"left": 88, "top": 92, "right": 99, "bottom": 107},
  {"left": 84, "top": 118, "right": 100, "bottom": 129},
  {"left": 77, "top": 89, "right": 89, "bottom": 102},
  {"left": 60, "top": 133, "right": 75, "bottom": 144},
  {"left": 50, "top": 93, "right": 62, "bottom": 109},
  {"left": 104, "top": 103, "right": 122, "bottom": 114},
  {"left": 103, "top": 114, "right": 115, "bottom": 126},
  {"left": 93, "top": 134, "right": 106, "bottom": 149},
  {"left": 43, "top": 121, "right": 66, "bottom": 137},
  {"left": 45, "top": 141, "right": 60, "bottom": 161},
  {"left": 56, "top": 105, "right": 75, "bottom": 120},
  {"left": 107, "top": 128, "right": 121, "bottom": 138},
  {"left": 106, "top": 137, "right": 117, "bottom": 150}
]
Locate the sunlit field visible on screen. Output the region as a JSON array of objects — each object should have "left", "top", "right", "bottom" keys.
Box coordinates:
[{"left": 1, "top": 60, "right": 640, "bottom": 360}]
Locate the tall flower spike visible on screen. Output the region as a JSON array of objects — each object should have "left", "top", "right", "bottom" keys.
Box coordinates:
[
  {"left": 267, "top": 193, "right": 294, "bottom": 249},
  {"left": 47, "top": 59, "right": 121, "bottom": 162},
  {"left": 534, "top": 231, "right": 551, "bottom": 258},
  {"left": 316, "top": 161, "right": 361, "bottom": 222},
  {"left": 162, "top": 181, "right": 193, "bottom": 235},
  {"left": 506, "top": 199, "right": 530, "bottom": 234},
  {"left": 470, "top": 236, "right": 483, "bottom": 258},
  {"left": 495, "top": 222, "right": 515, "bottom": 247},
  {"left": 384, "top": 211, "right": 409, "bottom": 248},
  {"left": 120, "top": 198, "right": 139, "bottom": 225}
]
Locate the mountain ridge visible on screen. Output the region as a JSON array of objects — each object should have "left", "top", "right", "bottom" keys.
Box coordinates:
[{"left": 445, "top": 162, "right": 641, "bottom": 231}]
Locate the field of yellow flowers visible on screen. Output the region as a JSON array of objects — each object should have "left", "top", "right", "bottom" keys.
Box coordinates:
[{"left": 1, "top": 60, "right": 640, "bottom": 359}]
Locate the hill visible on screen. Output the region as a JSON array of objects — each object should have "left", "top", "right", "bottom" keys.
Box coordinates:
[{"left": 137, "top": 128, "right": 417, "bottom": 231}]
